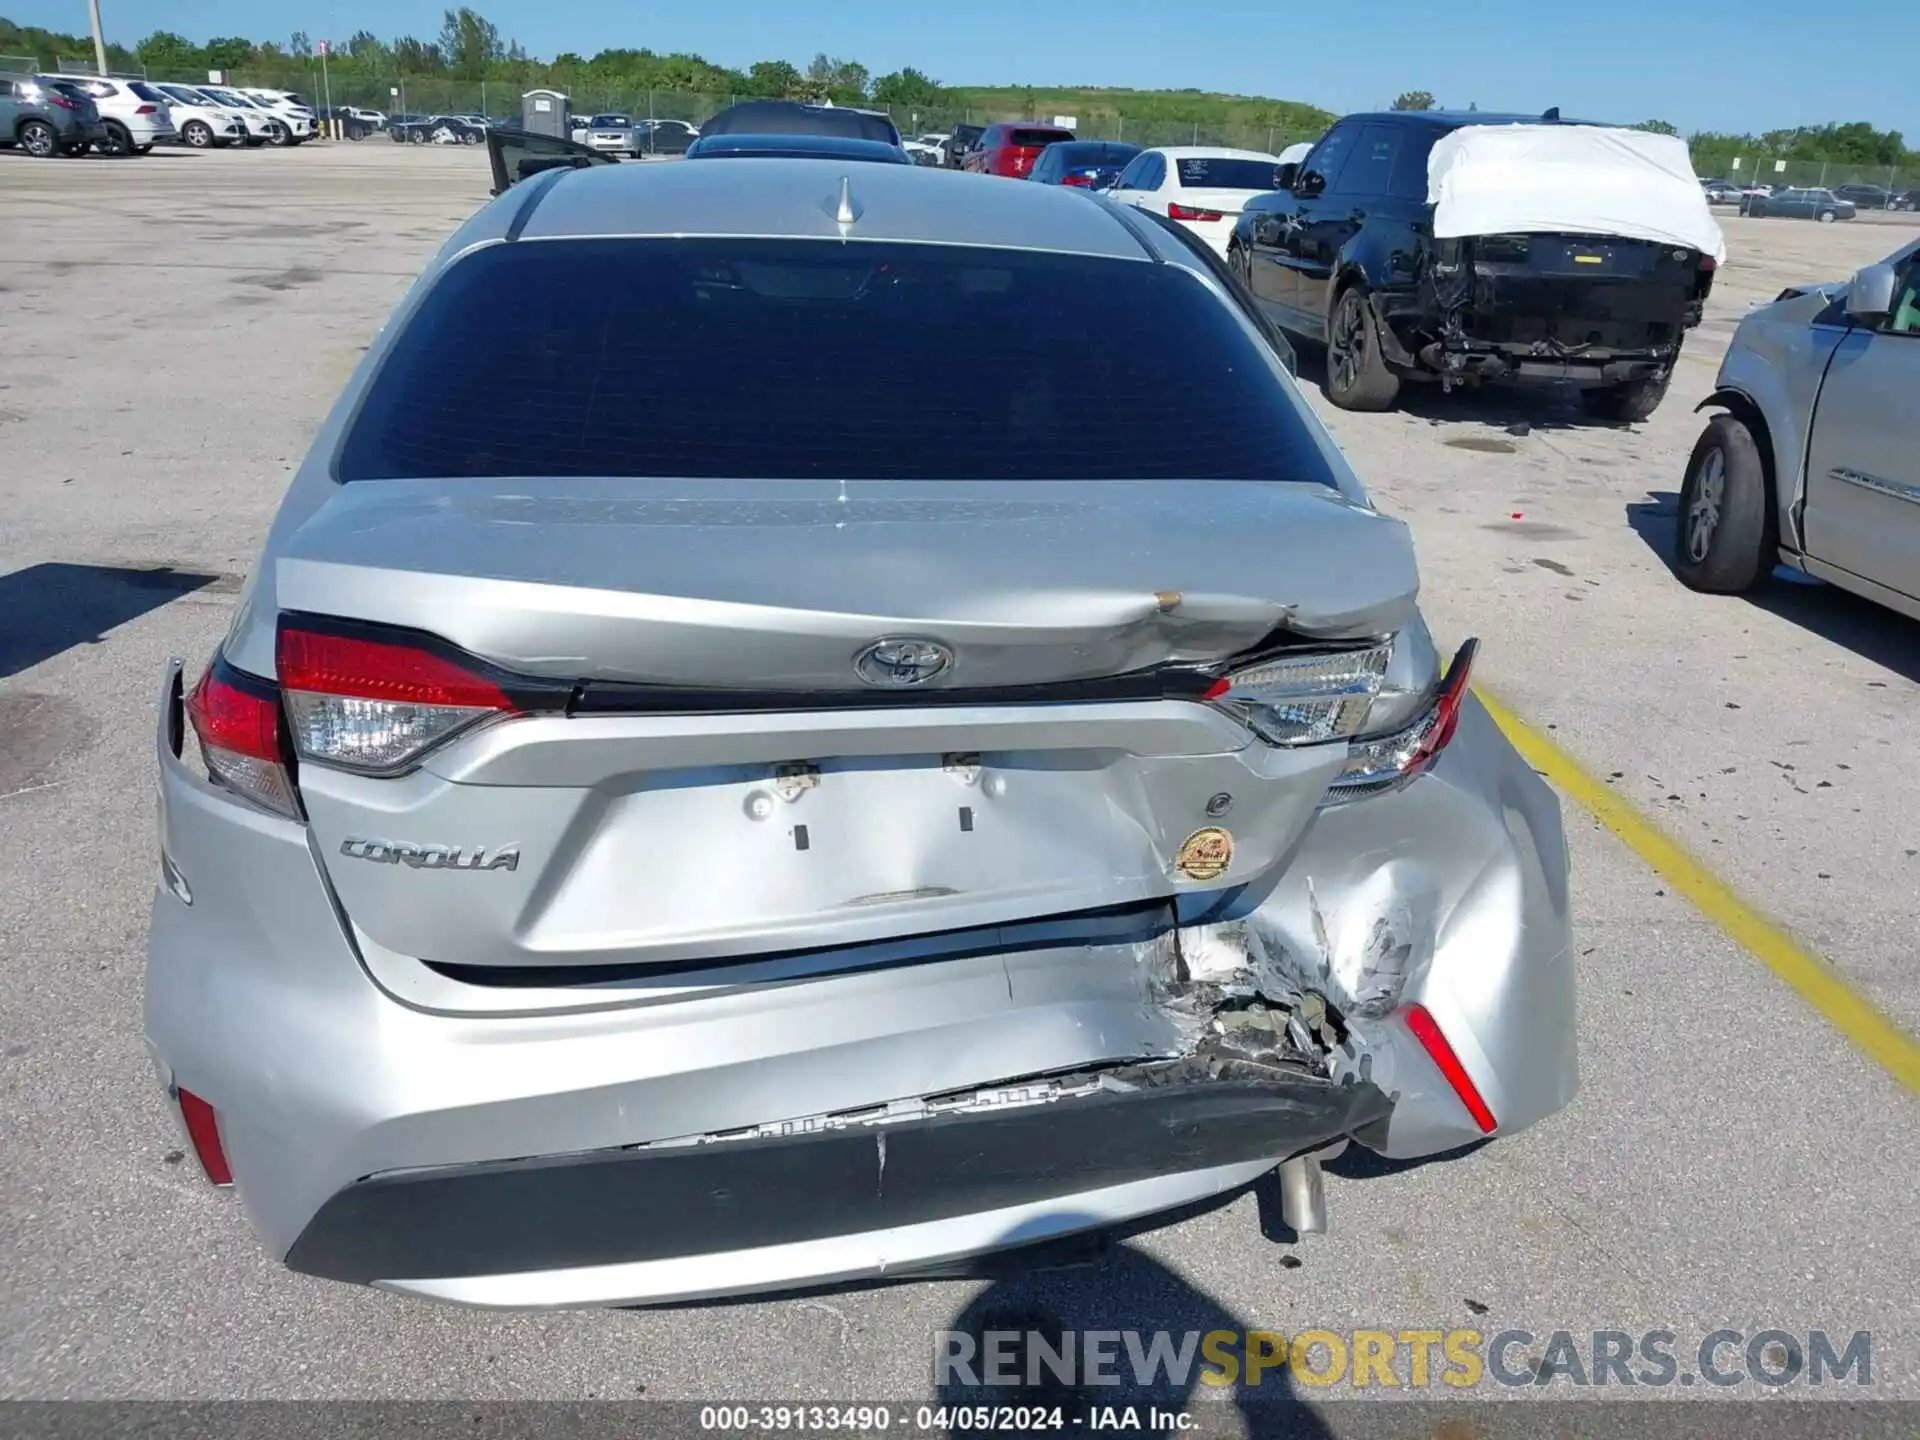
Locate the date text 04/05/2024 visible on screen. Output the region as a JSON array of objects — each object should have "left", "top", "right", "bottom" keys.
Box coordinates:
[{"left": 697, "top": 1404, "right": 1183, "bottom": 1431}]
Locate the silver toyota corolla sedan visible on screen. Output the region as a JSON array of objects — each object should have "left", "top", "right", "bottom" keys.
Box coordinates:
[{"left": 147, "top": 155, "right": 1577, "bottom": 1309}]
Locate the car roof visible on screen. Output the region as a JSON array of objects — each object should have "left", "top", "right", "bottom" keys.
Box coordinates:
[
  {"left": 1147, "top": 145, "right": 1282, "bottom": 161},
  {"left": 506, "top": 158, "right": 1159, "bottom": 261},
  {"left": 688, "top": 134, "right": 911, "bottom": 164},
  {"left": 1332, "top": 109, "right": 1608, "bottom": 131}
]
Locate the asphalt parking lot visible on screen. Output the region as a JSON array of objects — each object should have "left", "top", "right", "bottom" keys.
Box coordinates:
[{"left": 2, "top": 142, "right": 1917, "bottom": 1417}]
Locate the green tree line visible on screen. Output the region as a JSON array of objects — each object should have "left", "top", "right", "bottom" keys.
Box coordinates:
[{"left": 2, "top": 12, "right": 1911, "bottom": 167}]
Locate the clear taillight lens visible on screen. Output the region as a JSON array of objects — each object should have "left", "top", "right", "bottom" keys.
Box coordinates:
[
  {"left": 185, "top": 657, "right": 301, "bottom": 817},
  {"left": 276, "top": 625, "right": 518, "bottom": 776},
  {"left": 1209, "top": 643, "right": 1394, "bottom": 746}
]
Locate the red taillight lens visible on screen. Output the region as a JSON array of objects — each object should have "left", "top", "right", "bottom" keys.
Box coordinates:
[
  {"left": 1061, "top": 174, "right": 1093, "bottom": 187},
  {"left": 276, "top": 620, "right": 521, "bottom": 775},
  {"left": 1699, "top": 255, "right": 1717, "bottom": 271},
  {"left": 1403, "top": 1003, "right": 1497, "bottom": 1134},
  {"left": 1167, "top": 203, "right": 1225, "bottom": 222},
  {"left": 186, "top": 657, "right": 301, "bottom": 816},
  {"left": 135, "top": 104, "right": 158, "bottom": 115},
  {"left": 176, "top": 1087, "right": 235, "bottom": 1185},
  {"left": 47, "top": 92, "right": 76, "bottom": 110}
]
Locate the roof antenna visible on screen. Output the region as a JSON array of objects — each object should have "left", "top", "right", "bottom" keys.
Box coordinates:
[
  {"left": 834, "top": 174, "right": 860, "bottom": 228},
  {"left": 1542, "top": 106, "right": 1560, "bottom": 122}
]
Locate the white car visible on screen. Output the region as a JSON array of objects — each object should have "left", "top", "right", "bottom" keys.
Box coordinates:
[
  {"left": 153, "top": 83, "right": 247, "bottom": 148},
  {"left": 198, "top": 86, "right": 303, "bottom": 146},
  {"left": 903, "top": 140, "right": 944, "bottom": 166},
  {"left": 1107, "top": 145, "right": 1288, "bottom": 257},
  {"left": 43, "top": 74, "right": 176, "bottom": 155},
  {"left": 340, "top": 105, "right": 386, "bottom": 130},
  {"left": 240, "top": 87, "right": 319, "bottom": 136}
]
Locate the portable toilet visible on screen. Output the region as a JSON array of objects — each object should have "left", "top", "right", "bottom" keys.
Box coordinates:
[{"left": 520, "top": 89, "right": 570, "bottom": 138}]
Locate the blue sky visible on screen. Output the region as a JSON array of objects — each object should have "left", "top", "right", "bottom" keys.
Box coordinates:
[{"left": 22, "top": 0, "right": 1918, "bottom": 138}]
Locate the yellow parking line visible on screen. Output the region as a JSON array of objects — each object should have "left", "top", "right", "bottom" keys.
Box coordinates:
[{"left": 1474, "top": 682, "right": 1920, "bottom": 1093}]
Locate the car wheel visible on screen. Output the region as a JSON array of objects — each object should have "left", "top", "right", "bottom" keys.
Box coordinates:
[
  {"left": 19, "top": 119, "right": 58, "bottom": 157},
  {"left": 99, "top": 120, "right": 134, "bottom": 156},
  {"left": 1817, "top": 209, "right": 1836, "bottom": 223},
  {"left": 182, "top": 120, "right": 213, "bottom": 147},
  {"left": 462, "top": 130, "right": 480, "bottom": 145},
  {"left": 1324, "top": 284, "right": 1401, "bottom": 412},
  {"left": 1579, "top": 371, "right": 1672, "bottom": 423},
  {"left": 1673, "top": 414, "right": 1772, "bottom": 594},
  {"left": 265, "top": 124, "right": 289, "bottom": 147}
]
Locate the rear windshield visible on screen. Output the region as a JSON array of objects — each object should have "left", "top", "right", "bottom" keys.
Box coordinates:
[
  {"left": 338, "top": 238, "right": 1326, "bottom": 484},
  {"left": 129, "top": 81, "right": 167, "bottom": 103},
  {"left": 1176, "top": 157, "right": 1280, "bottom": 190},
  {"left": 1011, "top": 128, "right": 1072, "bottom": 147},
  {"left": 1053, "top": 142, "right": 1136, "bottom": 165}
]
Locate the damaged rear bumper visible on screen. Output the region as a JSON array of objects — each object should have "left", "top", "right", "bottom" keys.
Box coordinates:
[{"left": 147, "top": 686, "right": 1574, "bottom": 1308}]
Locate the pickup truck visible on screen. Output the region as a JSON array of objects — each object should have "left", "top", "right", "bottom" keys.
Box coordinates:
[{"left": 1676, "top": 239, "right": 1920, "bottom": 618}]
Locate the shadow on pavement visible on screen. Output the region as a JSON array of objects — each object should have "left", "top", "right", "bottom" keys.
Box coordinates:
[
  {"left": 1290, "top": 339, "right": 1634, "bottom": 436},
  {"left": 0, "top": 561, "right": 225, "bottom": 679},
  {"left": 1624, "top": 492, "right": 1920, "bottom": 684},
  {"left": 935, "top": 1231, "right": 1333, "bottom": 1440}
]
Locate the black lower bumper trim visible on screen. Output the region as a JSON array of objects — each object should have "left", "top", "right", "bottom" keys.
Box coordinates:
[{"left": 284, "top": 1064, "right": 1387, "bottom": 1283}]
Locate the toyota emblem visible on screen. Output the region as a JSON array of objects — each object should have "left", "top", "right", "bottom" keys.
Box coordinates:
[{"left": 853, "top": 637, "right": 954, "bottom": 688}]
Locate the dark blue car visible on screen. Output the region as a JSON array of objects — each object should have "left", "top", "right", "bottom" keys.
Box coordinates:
[{"left": 1027, "top": 140, "right": 1142, "bottom": 190}]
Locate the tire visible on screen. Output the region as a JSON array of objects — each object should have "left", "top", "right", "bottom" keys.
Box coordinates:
[
  {"left": 99, "top": 120, "right": 134, "bottom": 156},
  {"left": 462, "top": 130, "right": 480, "bottom": 145},
  {"left": 1579, "top": 371, "right": 1672, "bottom": 423},
  {"left": 18, "top": 119, "right": 57, "bottom": 156},
  {"left": 1324, "top": 283, "right": 1401, "bottom": 411},
  {"left": 265, "top": 124, "right": 289, "bottom": 147},
  {"left": 182, "top": 120, "right": 213, "bottom": 148},
  {"left": 1817, "top": 209, "right": 1836, "bottom": 223},
  {"left": 1674, "top": 414, "right": 1772, "bottom": 594}
]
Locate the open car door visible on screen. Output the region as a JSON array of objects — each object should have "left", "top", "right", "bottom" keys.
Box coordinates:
[{"left": 487, "top": 128, "right": 618, "bottom": 195}]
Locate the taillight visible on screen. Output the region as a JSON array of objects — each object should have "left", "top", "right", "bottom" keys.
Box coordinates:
[
  {"left": 185, "top": 656, "right": 300, "bottom": 817},
  {"left": 1062, "top": 174, "right": 1093, "bottom": 187},
  {"left": 135, "top": 103, "right": 158, "bottom": 115},
  {"left": 1167, "top": 203, "right": 1225, "bottom": 222},
  {"left": 1699, "top": 254, "right": 1717, "bottom": 271},
  {"left": 1403, "top": 1003, "right": 1497, "bottom": 1134},
  {"left": 277, "top": 622, "right": 519, "bottom": 775},
  {"left": 1324, "top": 640, "right": 1477, "bottom": 800},
  {"left": 1208, "top": 630, "right": 1477, "bottom": 801},
  {"left": 46, "top": 91, "right": 76, "bottom": 110}
]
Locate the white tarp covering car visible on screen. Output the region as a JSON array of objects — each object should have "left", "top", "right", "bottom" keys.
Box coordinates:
[{"left": 1427, "top": 124, "right": 1727, "bottom": 263}]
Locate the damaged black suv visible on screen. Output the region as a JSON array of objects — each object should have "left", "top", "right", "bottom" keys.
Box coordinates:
[{"left": 1229, "top": 109, "right": 1719, "bottom": 420}]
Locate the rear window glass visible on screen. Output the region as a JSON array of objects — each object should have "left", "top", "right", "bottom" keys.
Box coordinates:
[
  {"left": 1011, "top": 128, "right": 1072, "bottom": 147},
  {"left": 338, "top": 238, "right": 1328, "bottom": 485},
  {"left": 130, "top": 81, "right": 167, "bottom": 103},
  {"left": 1175, "top": 158, "right": 1280, "bottom": 190},
  {"left": 1054, "top": 142, "right": 1136, "bottom": 165}
]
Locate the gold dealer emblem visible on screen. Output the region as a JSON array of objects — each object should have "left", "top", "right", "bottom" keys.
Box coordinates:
[{"left": 1174, "top": 827, "right": 1234, "bottom": 881}]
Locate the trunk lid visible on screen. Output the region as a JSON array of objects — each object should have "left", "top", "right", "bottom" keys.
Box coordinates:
[
  {"left": 1445, "top": 232, "right": 1710, "bottom": 349},
  {"left": 279, "top": 476, "right": 1417, "bottom": 973}
]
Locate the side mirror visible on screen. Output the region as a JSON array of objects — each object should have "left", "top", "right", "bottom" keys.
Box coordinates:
[
  {"left": 1294, "top": 169, "right": 1325, "bottom": 198},
  {"left": 1274, "top": 162, "right": 1298, "bottom": 192},
  {"left": 1846, "top": 263, "right": 1897, "bottom": 321}
]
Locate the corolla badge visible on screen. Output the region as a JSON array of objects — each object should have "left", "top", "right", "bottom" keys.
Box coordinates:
[
  {"left": 339, "top": 838, "right": 520, "bottom": 872},
  {"left": 853, "top": 637, "right": 954, "bottom": 688}
]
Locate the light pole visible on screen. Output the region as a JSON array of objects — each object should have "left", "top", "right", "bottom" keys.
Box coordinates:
[{"left": 87, "top": 0, "right": 108, "bottom": 74}]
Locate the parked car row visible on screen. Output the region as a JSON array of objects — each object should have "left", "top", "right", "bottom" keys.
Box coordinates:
[
  {"left": 1705, "top": 177, "right": 1916, "bottom": 213},
  {"left": 1, "top": 71, "right": 318, "bottom": 155}
]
